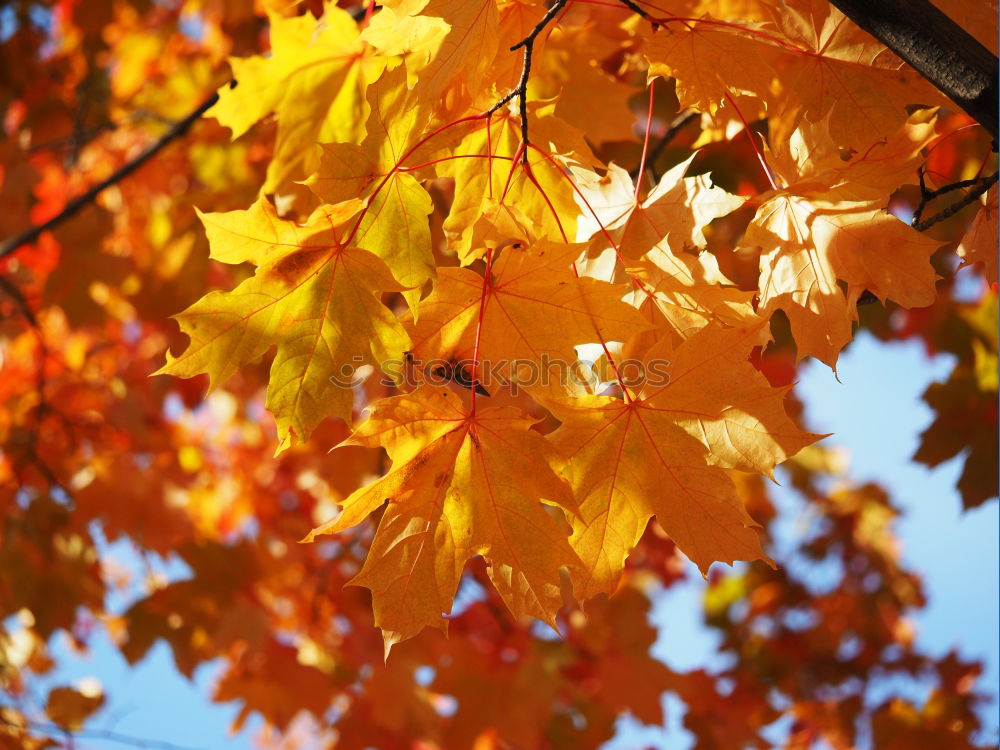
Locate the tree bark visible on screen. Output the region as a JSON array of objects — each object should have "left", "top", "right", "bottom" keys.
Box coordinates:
[{"left": 827, "top": 0, "right": 998, "bottom": 141}]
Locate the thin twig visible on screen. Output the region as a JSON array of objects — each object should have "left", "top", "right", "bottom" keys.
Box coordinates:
[
  {"left": 26, "top": 121, "right": 118, "bottom": 154},
  {"left": 0, "top": 714, "right": 209, "bottom": 750},
  {"left": 487, "top": 0, "right": 570, "bottom": 164},
  {"left": 0, "top": 275, "right": 37, "bottom": 326},
  {"left": 0, "top": 83, "right": 233, "bottom": 261},
  {"left": 25, "top": 110, "right": 184, "bottom": 155},
  {"left": 912, "top": 168, "right": 998, "bottom": 231},
  {"left": 350, "top": 2, "right": 374, "bottom": 22},
  {"left": 617, "top": 0, "right": 654, "bottom": 23},
  {"left": 0, "top": 272, "right": 64, "bottom": 495},
  {"left": 629, "top": 110, "right": 699, "bottom": 182}
]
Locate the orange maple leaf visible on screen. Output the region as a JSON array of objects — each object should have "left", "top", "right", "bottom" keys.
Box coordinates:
[
  {"left": 544, "top": 323, "right": 818, "bottom": 598},
  {"left": 304, "top": 386, "right": 581, "bottom": 651}
]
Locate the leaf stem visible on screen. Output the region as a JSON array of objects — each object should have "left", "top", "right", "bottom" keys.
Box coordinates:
[
  {"left": 635, "top": 80, "right": 657, "bottom": 201},
  {"left": 469, "top": 248, "right": 494, "bottom": 415},
  {"left": 527, "top": 144, "right": 654, "bottom": 299},
  {"left": 629, "top": 110, "right": 698, "bottom": 183},
  {"left": 724, "top": 90, "right": 777, "bottom": 191},
  {"left": 523, "top": 146, "right": 641, "bottom": 402}
]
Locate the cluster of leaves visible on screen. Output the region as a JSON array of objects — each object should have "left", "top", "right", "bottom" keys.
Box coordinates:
[
  {"left": 0, "top": 0, "right": 996, "bottom": 747},
  {"left": 155, "top": 0, "right": 998, "bottom": 644}
]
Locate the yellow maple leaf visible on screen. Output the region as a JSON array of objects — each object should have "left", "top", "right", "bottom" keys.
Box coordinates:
[
  {"left": 574, "top": 161, "right": 759, "bottom": 337},
  {"left": 746, "top": 190, "right": 941, "bottom": 368},
  {"left": 210, "top": 1, "right": 371, "bottom": 193},
  {"left": 434, "top": 108, "right": 588, "bottom": 263},
  {"left": 741, "top": 113, "right": 943, "bottom": 367},
  {"left": 304, "top": 386, "right": 581, "bottom": 651},
  {"left": 621, "top": 157, "right": 747, "bottom": 255},
  {"left": 405, "top": 240, "right": 653, "bottom": 395},
  {"left": 157, "top": 197, "right": 410, "bottom": 451},
  {"left": 646, "top": 1, "right": 943, "bottom": 148},
  {"left": 535, "top": 23, "right": 637, "bottom": 146},
  {"left": 645, "top": 15, "right": 778, "bottom": 118},
  {"left": 763, "top": 0, "right": 943, "bottom": 147},
  {"left": 361, "top": 0, "right": 501, "bottom": 115},
  {"left": 306, "top": 66, "right": 435, "bottom": 308},
  {"left": 763, "top": 110, "right": 939, "bottom": 210},
  {"left": 957, "top": 184, "right": 998, "bottom": 284}
]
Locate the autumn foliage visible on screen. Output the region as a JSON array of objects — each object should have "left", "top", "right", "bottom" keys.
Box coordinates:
[{"left": 0, "top": 0, "right": 997, "bottom": 748}]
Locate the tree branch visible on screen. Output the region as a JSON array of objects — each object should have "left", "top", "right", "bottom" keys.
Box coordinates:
[
  {"left": 0, "top": 84, "right": 232, "bottom": 261},
  {"left": 488, "top": 0, "right": 570, "bottom": 163},
  {"left": 0, "top": 714, "right": 209, "bottom": 750},
  {"left": 616, "top": 0, "right": 654, "bottom": 24},
  {"left": 349, "top": 2, "right": 376, "bottom": 22},
  {"left": 912, "top": 168, "right": 998, "bottom": 231},
  {"left": 0, "top": 274, "right": 37, "bottom": 326},
  {"left": 826, "top": 0, "right": 998, "bottom": 141},
  {"left": 629, "top": 110, "right": 699, "bottom": 182}
]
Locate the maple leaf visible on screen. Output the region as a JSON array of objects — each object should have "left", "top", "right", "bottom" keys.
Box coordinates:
[
  {"left": 45, "top": 685, "right": 105, "bottom": 731},
  {"left": 766, "top": 110, "right": 939, "bottom": 204},
  {"left": 307, "top": 65, "right": 436, "bottom": 308},
  {"left": 538, "top": 23, "right": 638, "bottom": 146},
  {"left": 575, "top": 158, "right": 745, "bottom": 253},
  {"left": 748, "top": 196, "right": 941, "bottom": 366},
  {"left": 215, "top": 639, "right": 333, "bottom": 731},
  {"left": 405, "top": 239, "right": 653, "bottom": 394},
  {"left": 621, "top": 158, "right": 747, "bottom": 255},
  {"left": 10, "top": 0, "right": 1000, "bottom": 744},
  {"left": 361, "top": 0, "right": 501, "bottom": 114},
  {"left": 957, "top": 184, "right": 998, "bottom": 284},
  {"left": 304, "top": 386, "right": 581, "bottom": 650},
  {"left": 157, "top": 197, "right": 410, "bottom": 451},
  {"left": 915, "top": 367, "right": 999, "bottom": 510},
  {"left": 646, "top": 1, "right": 942, "bottom": 148},
  {"left": 566, "top": 586, "right": 674, "bottom": 725},
  {"left": 210, "top": 1, "right": 368, "bottom": 192},
  {"left": 914, "top": 293, "right": 999, "bottom": 509},
  {"left": 742, "top": 119, "right": 944, "bottom": 367},
  {"left": 761, "top": 0, "right": 944, "bottom": 146},
  {"left": 645, "top": 14, "right": 778, "bottom": 118},
  {"left": 544, "top": 323, "right": 817, "bottom": 598},
  {"left": 576, "top": 160, "right": 760, "bottom": 337},
  {"left": 433, "top": 107, "right": 593, "bottom": 262}
]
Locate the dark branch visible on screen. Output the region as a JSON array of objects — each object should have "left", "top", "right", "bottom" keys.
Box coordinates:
[
  {"left": 0, "top": 84, "right": 232, "bottom": 261},
  {"left": 0, "top": 281, "right": 73, "bottom": 500},
  {"left": 616, "top": 0, "right": 651, "bottom": 21},
  {"left": 349, "top": 2, "right": 376, "bottom": 22},
  {"left": 488, "top": 0, "right": 569, "bottom": 163},
  {"left": 912, "top": 169, "right": 998, "bottom": 231},
  {"left": 826, "top": 0, "right": 998, "bottom": 140},
  {"left": 0, "top": 274, "right": 37, "bottom": 326},
  {"left": 630, "top": 110, "right": 700, "bottom": 182}
]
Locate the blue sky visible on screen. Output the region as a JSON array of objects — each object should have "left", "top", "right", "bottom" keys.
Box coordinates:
[{"left": 30, "top": 330, "right": 1000, "bottom": 749}]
